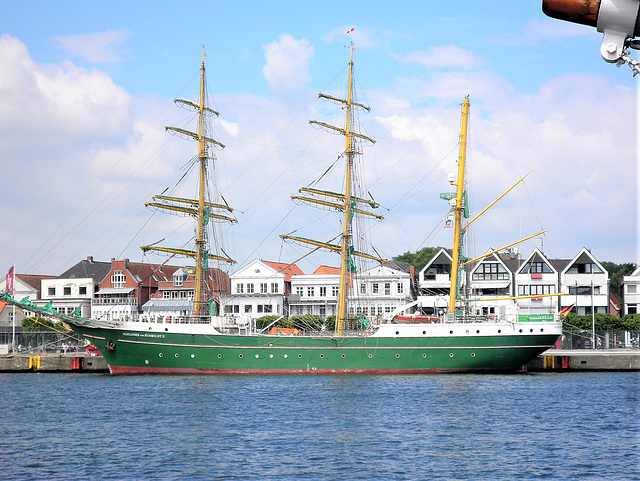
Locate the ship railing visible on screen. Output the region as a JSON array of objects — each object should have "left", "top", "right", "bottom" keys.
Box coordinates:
[{"left": 91, "top": 297, "right": 138, "bottom": 306}]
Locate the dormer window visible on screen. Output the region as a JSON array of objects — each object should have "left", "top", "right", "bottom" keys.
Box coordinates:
[
  {"left": 112, "top": 270, "right": 125, "bottom": 288},
  {"left": 174, "top": 275, "right": 184, "bottom": 287}
]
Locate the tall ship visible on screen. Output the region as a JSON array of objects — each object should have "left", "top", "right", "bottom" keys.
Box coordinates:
[{"left": 1, "top": 46, "right": 562, "bottom": 374}]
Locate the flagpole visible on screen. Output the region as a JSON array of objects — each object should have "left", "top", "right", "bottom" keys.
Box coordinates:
[{"left": 11, "top": 262, "right": 15, "bottom": 354}]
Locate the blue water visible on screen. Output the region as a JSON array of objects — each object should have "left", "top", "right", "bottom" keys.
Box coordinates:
[{"left": 0, "top": 372, "right": 637, "bottom": 480}]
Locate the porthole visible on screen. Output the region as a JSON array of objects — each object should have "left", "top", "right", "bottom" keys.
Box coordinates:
[
  {"left": 341, "top": 354, "right": 346, "bottom": 359},
  {"left": 255, "top": 354, "right": 260, "bottom": 359},
  {"left": 530, "top": 329, "right": 534, "bottom": 333},
  {"left": 449, "top": 330, "right": 454, "bottom": 335},
  {"left": 158, "top": 353, "right": 163, "bottom": 358},
  {"left": 422, "top": 331, "right": 426, "bottom": 335},
  {"left": 190, "top": 354, "right": 195, "bottom": 359},
  {"left": 395, "top": 354, "right": 400, "bottom": 359},
  {"left": 519, "top": 329, "right": 523, "bottom": 333},
  {"left": 449, "top": 353, "right": 454, "bottom": 358},
  {"left": 144, "top": 360, "right": 149, "bottom": 364},
  {"left": 268, "top": 343, "right": 273, "bottom": 347},
  {"left": 165, "top": 328, "right": 168, "bottom": 331},
  {"left": 476, "top": 330, "right": 480, "bottom": 334},
  {"left": 239, "top": 354, "right": 243, "bottom": 359},
  {"left": 269, "top": 354, "right": 274, "bottom": 359},
  {"left": 284, "top": 354, "right": 288, "bottom": 359},
  {"left": 422, "top": 353, "right": 427, "bottom": 358},
  {"left": 465, "top": 330, "right": 470, "bottom": 334},
  {"left": 298, "top": 354, "right": 302, "bottom": 359},
  {"left": 368, "top": 354, "right": 373, "bottom": 359},
  {"left": 498, "top": 329, "right": 502, "bottom": 333},
  {"left": 149, "top": 327, "right": 152, "bottom": 331},
  {"left": 217, "top": 354, "right": 222, "bottom": 359},
  {"left": 175, "top": 353, "right": 179, "bottom": 358},
  {"left": 471, "top": 353, "right": 476, "bottom": 358},
  {"left": 540, "top": 329, "right": 544, "bottom": 333},
  {"left": 320, "top": 354, "right": 325, "bottom": 359},
  {"left": 395, "top": 331, "right": 400, "bottom": 335}
]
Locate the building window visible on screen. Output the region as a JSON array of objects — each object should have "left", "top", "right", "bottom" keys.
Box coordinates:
[
  {"left": 296, "top": 287, "right": 304, "bottom": 296},
  {"left": 271, "top": 283, "right": 278, "bottom": 293},
  {"left": 307, "top": 287, "right": 315, "bottom": 297},
  {"left": 519, "top": 285, "right": 556, "bottom": 296},
  {"left": 171, "top": 291, "right": 179, "bottom": 299},
  {"left": 174, "top": 275, "right": 183, "bottom": 287},
  {"left": 236, "top": 283, "right": 244, "bottom": 294},
  {"left": 384, "top": 283, "right": 391, "bottom": 295},
  {"left": 397, "top": 283, "right": 404, "bottom": 294},
  {"left": 473, "top": 263, "right": 509, "bottom": 281},
  {"left": 372, "top": 283, "right": 379, "bottom": 294},
  {"left": 258, "top": 305, "right": 263, "bottom": 313},
  {"left": 233, "top": 305, "right": 240, "bottom": 313},
  {"left": 111, "top": 270, "right": 125, "bottom": 288},
  {"left": 628, "top": 285, "right": 637, "bottom": 294},
  {"left": 260, "top": 283, "right": 267, "bottom": 293},
  {"left": 48, "top": 287, "right": 55, "bottom": 296},
  {"left": 568, "top": 286, "right": 593, "bottom": 296},
  {"left": 64, "top": 287, "right": 71, "bottom": 296},
  {"left": 245, "top": 305, "right": 252, "bottom": 313},
  {"left": 332, "top": 286, "right": 339, "bottom": 297},
  {"left": 320, "top": 287, "right": 327, "bottom": 297},
  {"left": 180, "top": 291, "right": 187, "bottom": 298},
  {"left": 360, "top": 283, "right": 366, "bottom": 294},
  {"left": 628, "top": 305, "right": 637, "bottom": 314},
  {"left": 247, "top": 283, "right": 254, "bottom": 294},
  {"left": 264, "top": 305, "right": 272, "bottom": 313},
  {"left": 79, "top": 286, "right": 87, "bottom": 295},
  {"left": 163, "top": 291, "right": 170, "bottom": 299}
]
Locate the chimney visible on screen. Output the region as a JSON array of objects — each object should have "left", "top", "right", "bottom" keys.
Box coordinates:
[{"left": 87, "top": 256, "right": 93, "bottom": 263}]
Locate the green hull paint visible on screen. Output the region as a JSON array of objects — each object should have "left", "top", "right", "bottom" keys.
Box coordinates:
[{"left": 72, "top": 324, "right": 560, "bottom": 374}]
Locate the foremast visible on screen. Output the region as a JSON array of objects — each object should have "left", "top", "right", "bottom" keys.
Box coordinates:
[
  {"left": 141, "top": 50, "right": 236, "bottom": 319},
  {"left": 280, "top": 43, "right": 383, "bottom": 335},
  {"left": 448, "top": 97, "right": 470, "bottom": 314}
]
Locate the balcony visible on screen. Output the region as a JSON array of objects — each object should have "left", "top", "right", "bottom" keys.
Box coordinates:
[{"left": 92, "top": 297, "right": 138, "bottom": 306}]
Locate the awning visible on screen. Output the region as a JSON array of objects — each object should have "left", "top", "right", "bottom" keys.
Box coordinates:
[
  {"left": 142, "top": 299, "right": 192, "bottom": 312},
  {"left": 96, "top": 287, "right": 135, "bottom": 295}
]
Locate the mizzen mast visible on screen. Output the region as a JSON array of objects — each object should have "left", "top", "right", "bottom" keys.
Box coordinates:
[
  {"left": 142, "top": 50, "right": 236, "bottom": 319},
  {"left": 448, "top": 97, "right": 470, "bottom": 314}
]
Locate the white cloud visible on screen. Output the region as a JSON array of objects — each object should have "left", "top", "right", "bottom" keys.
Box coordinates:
[
  {"left": 402, "top": 46, "right": 481, "bottom": 70},
  {"left": 53, "top": 30, "right": 130, "bottom": 63},
  {"left": 262, "top": 35, "right": 314, "bottom": 98}
]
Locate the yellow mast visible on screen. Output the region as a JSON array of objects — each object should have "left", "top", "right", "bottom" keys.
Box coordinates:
[
  {"left": 335, "top": 43, "right": 357, "bottom": 336},
  {"left": 194, "top": 50, "right": 207, "bottom": 318},
  {"left": 141, "top": 49, "right": 236, "bottom": 319},
  {"left": 448, "top": 97, "right": 470, "bottom": 313}
]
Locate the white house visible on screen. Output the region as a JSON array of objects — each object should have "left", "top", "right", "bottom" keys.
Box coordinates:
[
  {"left": 289, "top": 266, "right": 340, "bottom": 319},
  {"left": 514, "top": 248, "right": 560, "bottom": 316},
  {"left": 225, "top": 259, "right": 303, "bottom": 318},
  {"left": 559, "top": 248, "right": 609, "bottom": 315},
  {"left": 622, "top": 265, "right": 640, "bottom": 315}
]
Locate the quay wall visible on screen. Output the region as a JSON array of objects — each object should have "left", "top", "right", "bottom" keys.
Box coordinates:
[
  {"left": 528, "top": 350, "right": 640, "bottom": 372},
  {"left": 0, "top": 354, "right": 108, "bottom": 373}
]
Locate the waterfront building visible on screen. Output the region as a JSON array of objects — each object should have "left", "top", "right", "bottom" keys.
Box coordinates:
[
  {"left": 225, "top": 259, "right": 303, "bottom": 318},
  {"left": 39, "top": 256, "right": 111, "bottom": 319},
  {"left": 289, "top": 266, "right": 340, "bottom": 319},
  {"left": 558, "top": 248, "right": 609, "bottom": 315},
  {"left": 622, "top": 265, "right": 640, "bottom": 315}
]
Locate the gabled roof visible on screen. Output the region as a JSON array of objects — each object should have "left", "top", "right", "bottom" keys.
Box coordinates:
[
  {"left": 262, "top": 260, "right": 304, "bottom": 282},
  {"left": 560, "top": 248, "right": 607, "bottom": 275},
  {"left": 382, "top": 259, "right": 413, "bottom": 274},
  {"left": 312, "top": 265, "right": 340, "bottom": 275},
  {"left": 58, "top": 259, "right": 112, "bottom": 282},
  {"left": 420, "top": 248, "right": 452, "bottom": 275},
  {"left": 516, "top": 248, "right": 557, "bottom": 275}
]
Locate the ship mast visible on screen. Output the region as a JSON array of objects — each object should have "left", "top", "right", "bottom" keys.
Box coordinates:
[
  {"left": 141, "top": 50, "right": 236, "bottom": 319},
  {"left": 448, "top": 97, "right": 470, "bottom": 314},
  {"left": 280, "top": 43, "right": 383, "bottom": 335}
]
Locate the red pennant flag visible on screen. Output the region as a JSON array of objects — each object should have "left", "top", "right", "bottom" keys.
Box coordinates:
[
  {"left": 6, "top": 266, "right": 14, "bottom": 296},
  {"left": 346, "top": 27, "right": 354, "bottom": 34}
]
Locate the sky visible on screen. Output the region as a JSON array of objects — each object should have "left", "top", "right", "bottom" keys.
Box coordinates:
[{"left": 0, "top": 0, "right": 637, "bottom": 278}]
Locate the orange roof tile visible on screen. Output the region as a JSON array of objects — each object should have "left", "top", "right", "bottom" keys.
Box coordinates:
[
  {"left": 262, "top": 260, "right": 304, "bottom": 282},
  {"left": 312, "top": 265, "right": 340, "bottom": 275}
]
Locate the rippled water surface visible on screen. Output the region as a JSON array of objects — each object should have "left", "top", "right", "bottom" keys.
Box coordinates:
[{"left": 1, "top": 372, "right": 638, "bottom": 480}]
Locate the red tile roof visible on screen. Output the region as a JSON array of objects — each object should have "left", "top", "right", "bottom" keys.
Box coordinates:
[
  {"left": 312, "top": 265, "right": 340, "bottom": 275},
  {"left": 262, "top": 260, "right": 304, "bottom": 282}
]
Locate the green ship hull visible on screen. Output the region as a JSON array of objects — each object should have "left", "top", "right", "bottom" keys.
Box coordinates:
[{"left": 70, "top": 321, "right": 561, "bottom": 374}]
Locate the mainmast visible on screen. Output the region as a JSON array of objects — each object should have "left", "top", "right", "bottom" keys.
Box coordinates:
[
  {"left": 280, "top": 43, "right": 383, "bottom": 335},
  {"left": 142, "top": 50, "right": 236, "bottom": 319},
  {"left": 448, "top": 97, "right": 470, "bottom": 314}
]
